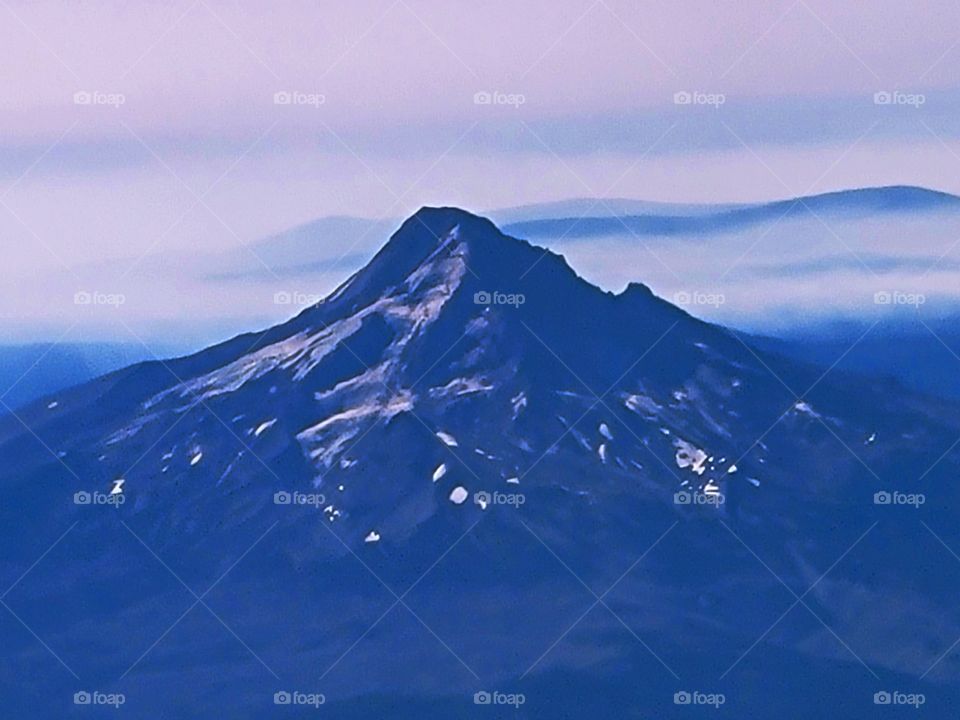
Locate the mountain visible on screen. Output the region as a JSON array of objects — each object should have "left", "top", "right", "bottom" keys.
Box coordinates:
[
  {"left": 487, "top": 186, "right": 960, "bottom": 340},
  {"left": 208, "top": 186, "right": 960, "bottom": 278},
  {"left": 195, "top": 186, "right": 960, "bottom": 339},
  {"left": 1, "top": 207, "right": 958, "bottom": 719},
  {"left": 750, "top": 317, "right": 960, "bottom": 401},
  {"left": 207, "top": 215, "right": 397, "bottom": 281},
  {"left": 0, "top": 343, "right": 184, "bottom": 414},
  {"left": 488, "top": 197, "right": 750, "bottom": 224},
  {"left": 497, "top": 186, "right": 960, "bottom": 241}
]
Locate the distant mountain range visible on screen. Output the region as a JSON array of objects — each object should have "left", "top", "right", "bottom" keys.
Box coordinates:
[
  {"left": 752, "top": 318, "right": 960, "bottom": 400},
  {"left": 11, "top": 186, "right": 959, "bottom": 411},
  {"left": 214, "top": 185, "right": 960, "bottom": 277},
  {"left": 203, "top": 185, "right": 960, "bottom": 404},
  {"left": 1, "top": 207, "right": 957, "bottom": 718},
  {"left": 495, "top": 186, "right": 960, "bottom": 240},
  {"left": 0, "top": 343, "right": 183, "bottom": 413}
]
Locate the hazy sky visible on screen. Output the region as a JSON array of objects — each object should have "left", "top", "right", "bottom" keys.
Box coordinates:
[{"left": 3, "top": 0, "right": 960, "bottom": 344}]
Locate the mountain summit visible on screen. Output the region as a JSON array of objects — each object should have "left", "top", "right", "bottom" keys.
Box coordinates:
[{"left": 1, "top": 208, "right": 959, "bottom": 718}]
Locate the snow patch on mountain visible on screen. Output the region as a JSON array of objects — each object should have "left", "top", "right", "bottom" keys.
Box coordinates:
[
  {"left": 428, "top": 377, "right": 493, "bottom": 399},
  {"left": 674, "top": 438, "right": 708, "bottom": 476},
  {"left": 436, "top": 431, "right": 458, "bottom": 447},
  {"left": 624, "top": 393, "right": 661, "bottom": 419},
  {"left": 793, "top": 401, "right": 820, "bottom": 419},
  {"left": 511, "top": 391, "right": 528, "bottom": 419},
  {"left": 253, "top": 419, "right": 277, "bottom": 437}
]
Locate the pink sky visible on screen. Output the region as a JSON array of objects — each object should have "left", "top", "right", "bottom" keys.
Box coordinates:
[{"left": 2, "top": 0, "right": 960, "bottom": 342}]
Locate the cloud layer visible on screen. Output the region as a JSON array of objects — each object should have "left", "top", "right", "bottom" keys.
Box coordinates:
[{"left": 3, "top": 0, "right": 960, "bottom": 344}]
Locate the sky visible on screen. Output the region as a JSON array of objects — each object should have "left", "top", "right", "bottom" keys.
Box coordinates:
[{"left": 3, "top": 0, "right": 960, "bottom": 346}]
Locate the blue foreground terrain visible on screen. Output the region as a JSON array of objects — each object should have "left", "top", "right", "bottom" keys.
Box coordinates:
[{"left": 1, "top": 208, "right": 958, "bottom": 718}]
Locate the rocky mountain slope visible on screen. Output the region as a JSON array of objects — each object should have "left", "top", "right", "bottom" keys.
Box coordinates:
[{"left": 1, "top": 207, "right": 957, "bottom": 718}]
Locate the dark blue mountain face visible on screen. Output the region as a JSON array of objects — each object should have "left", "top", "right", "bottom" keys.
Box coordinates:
[
  {"left": 752, "top": 320, "right": 960, "bottom": 401},
  {"left": 1, "top": 208, "right": 958, "bottom": 719}
]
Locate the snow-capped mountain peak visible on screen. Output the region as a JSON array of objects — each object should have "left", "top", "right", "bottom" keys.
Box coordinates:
[
  {"left": 2, "top": 206, "right": 959, "bottom": 716},
  {"left": 5, "top": 206, "right": 952, "bottom": 551}
]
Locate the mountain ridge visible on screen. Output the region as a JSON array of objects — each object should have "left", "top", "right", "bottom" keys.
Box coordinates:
[
  {"left": 501, "top": 185, "right": 960, "bottom": 241},
  {"left": 1, "top": 206, "right": 959, "bottom": 718}
]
